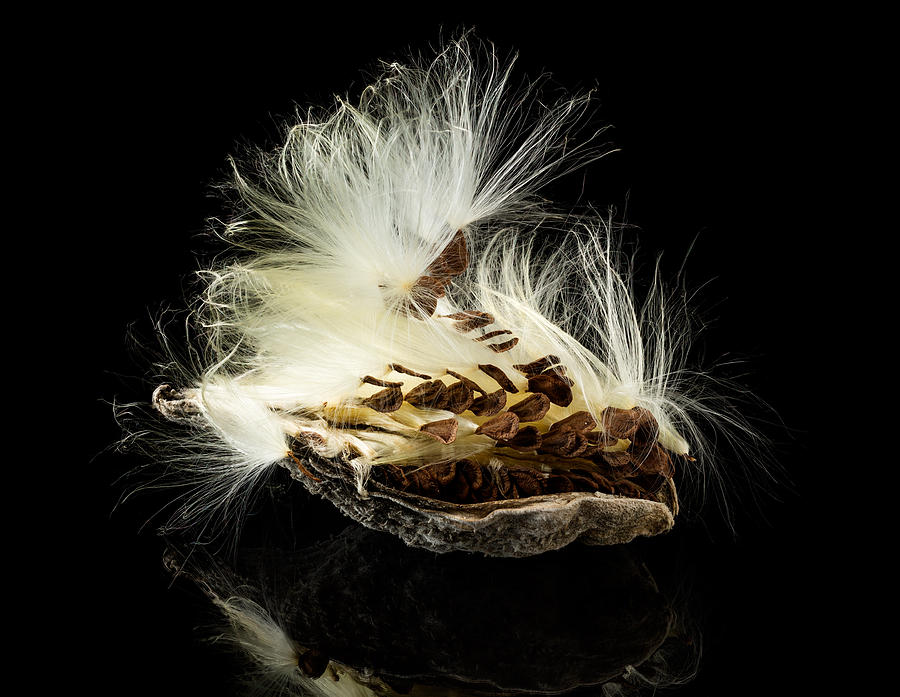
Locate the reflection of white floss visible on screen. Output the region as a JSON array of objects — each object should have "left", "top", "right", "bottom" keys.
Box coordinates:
[
  {"left": 126, "top": 34, "right": 768, "bottom": 549},
  {"left": 215, "top": 595, "right": 386, "bottom": 697},
  {"left": 165, "top": 550, "right": 375, "bottom": 697}
]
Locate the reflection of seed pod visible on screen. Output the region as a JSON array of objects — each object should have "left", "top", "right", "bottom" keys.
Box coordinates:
[{"left": 165, "top": 527, "right": 696, "bottom": 696}]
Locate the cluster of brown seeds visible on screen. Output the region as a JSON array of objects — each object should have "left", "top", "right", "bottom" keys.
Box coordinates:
[
  {"left": 374, "top": 453, "right": 668, "bottom": 504},
  {"left": 394, "top": 229, "right": 521, "bottom": 353},
  {"left": 359, "top": 357, "right": 568, "bottom": 421},
  {"left": 352, "top": 355, "right": 677, "bottom": 504},
  {"left": 441, "top": 311, "right": 519, "bottom": 353}
]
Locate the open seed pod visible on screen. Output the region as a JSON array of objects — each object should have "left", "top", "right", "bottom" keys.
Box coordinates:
[
  {"left": 155, "top": 370, "right": 681, "bottom": 556},
  {"left": 135, "top": 37, "right": 729, "bottom": 556}
]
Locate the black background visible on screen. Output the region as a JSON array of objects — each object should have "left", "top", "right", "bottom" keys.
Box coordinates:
[{"left": 59, "top": 12, "right": 813, "bottom": 697}]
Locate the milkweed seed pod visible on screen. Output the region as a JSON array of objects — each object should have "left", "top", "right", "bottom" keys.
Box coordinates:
[{"left": 141, "top": 36, "right": 757, "bottom": 556}]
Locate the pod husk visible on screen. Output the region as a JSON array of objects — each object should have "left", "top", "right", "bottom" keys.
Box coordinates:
[{"left": 283, "top": 449, "right": 677, "bottom": 557}]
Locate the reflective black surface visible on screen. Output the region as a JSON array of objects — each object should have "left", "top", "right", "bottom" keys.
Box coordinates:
[
  {"left": 163, "top": 524, "right": 692, "bottom": 695},
  {"left": 84, "top": 472, "right": 805, "bottom": 696},
  {"left": 70, "top": 15, "right": 810, "bottom": 697}
]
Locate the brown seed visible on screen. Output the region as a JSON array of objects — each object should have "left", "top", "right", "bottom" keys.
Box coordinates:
[
  {"left": 401, "top": 468, "right": 421, "bottom": 493},
  {"left": 540, "top": 428, "right": 577, "bottom": 455},
  {"left": 576, "top": 444, "right": 602, "bottom": 459},
  {"left": 414, "top": 275, "right": 447, "bottom": 299},
  {"left": 584, "top": 430, "right": 620, "bottom": 447},
  {"left": 570, "top": 432, "right": 590, "bottom": 458},
  {"left": 444, "top": 381, "right": 474, "bottom": 413},
  {"left": 380, "top": 464, "right": 408, "bottom": 489},
  {"left": 507, "top": 393, "right": 551, "bottom": 422},
  {"left": 362, "top": 386, "right": 403, "bottom": 412},
  {"left": 397, "top": 276, "right": 446, "bottom": 318},
  {"left": 420, "top": 418, "right": 459, "bottom": 444},
  {"left": 634, "top": 443, "right": 673, "bottom": 477},
  {"left": 545, "top": 475, "right": 575, "bottom": 494},
  {"left": 582, "top": 469, "right": 616, "bottom": 494},
  {"left": 390, "top": 364, "right": 432, "bottom": 379},
  {"left": 431, "top": 461, "right": 458, "bottom": 485},
  {"left": 513, "top": 355, "right": 561, "bottom": 377},
  {"left": 427, "top": 229, "right": 469, "bottom": 279},
  {"left": 445, "top": 370, "right": 486, "bottom": 396},
  {"left": 527, "top": 374, "right": 574, "bottom": 407},
  {"left": 508, "top": 468, "right": 545, "bottom": 497},
  {"left": 475, "top": 329, "right": 514, "bottom": 342},
  {"left": 442, "top": 311, "right": 494, "bottom": 332},
  {"left": 477, "top": 364, "right": 518, "bottom": 393},
  {"left": 544, "top": 369, "right": 575, "bottom": 386},
  {"left": 598, "top": 450, "right": 634, "bottom": 468},
  {"left": 411, "top": 468, "right": 442, "bottom": 498},
  {"left": 600, "top": 406, "right": 645, "bottom": 438},
  {"left": 540, "top": 430, "right": 590, "bottom": 458},
  {"left": 469, "top": 389, "right": 507, "bottom": 417},
  {"left": 394, "top": 469, "right": 414, "bottom": 492},
  {"left": 459, "top": 459, "right": 483, "bottom": 490},
  {"left": 567, "top": 472, "right": 599, "bottom": 491},
  {"left": 361, "top": 375, "right": 403, "bottom": 388},
  {"left": 397, "top": 296, "right": 435, "bottom": 319},
  {"left": 475, "top": 411, "right": 520, "bottom": 440},
  {"left": 404, "top": 380, "right": 448, "bottom": 409},
  {"left": 544, "top": 432, "right": 589, "bottom": 458},
  {"left": 548, "top": 410, "right": 597, "bottom": 434},
  {"left": 631, "top": 413, "right": 661, "bottom": 452},
  {"left": 450, "top": 475, "right": 472, "bottom": 503},
  {"left": 488, "top": 337, "right": 519, "bottom": 353},
  {"left": 501, "top": 425, "right": 542, "bottom": 451}
]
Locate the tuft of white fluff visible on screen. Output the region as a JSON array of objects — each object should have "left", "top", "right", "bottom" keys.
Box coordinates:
[
  {"left": 124, "top": 33, "right": 769, "bottom": 537},
  {"left": 116, "top": 376, "right": 290, "bottom": 539},
  {"left": 197, "top": 35, "right": 606, "bottom": 412}
]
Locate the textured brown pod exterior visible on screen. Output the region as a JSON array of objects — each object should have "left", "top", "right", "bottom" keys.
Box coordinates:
[{"left": 282, "top": 444, "right": 678, "bottom": 557}]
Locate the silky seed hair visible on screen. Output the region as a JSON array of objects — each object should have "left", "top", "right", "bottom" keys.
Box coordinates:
[{"left": 122, "top": 34, "right": 767, "bottom": 538}]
